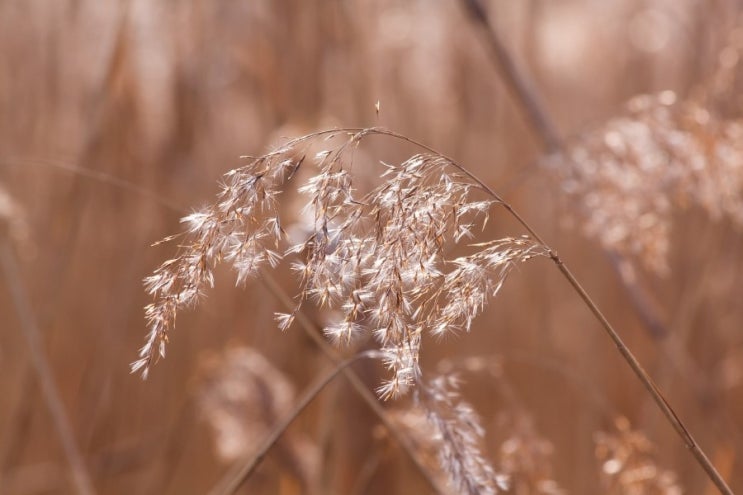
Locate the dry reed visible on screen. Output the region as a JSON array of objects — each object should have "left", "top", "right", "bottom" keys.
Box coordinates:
[
  {"left": 196, "top": 346, "right": 319, "bottom": 490},
  {"left": 133, "top": 128, "right": 547, "bottom": 394},
  {"left": 134, "top": 123, "right": 732, "bottom": 493},
  {"left": 134, "top": 128, "right": 552, "bottom": 492},
  {"left": 6, "top": 1, "right": 743, "bottom": 493},
  {"left": 548, "top": 90, "right": 743, "bottom": 274},
  {"left": 595, "top": 416, "right": 683, "bottom": 494}
]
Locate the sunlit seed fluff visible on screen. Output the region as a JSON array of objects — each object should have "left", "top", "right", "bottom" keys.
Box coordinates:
[
  {"left": 135, "top": 130, "right": 547, "bottom": 404},
  {"left": 323, "top": 320, "right": 362, "bottom": 346},
  {"left": 132, "top": 128, "right": 555, "bottom": 495},
  {"left": 274, "top": 312, "right": 295, "bottom": 332}
]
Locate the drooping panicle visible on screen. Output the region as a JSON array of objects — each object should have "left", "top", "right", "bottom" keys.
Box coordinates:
[{"left": 135, "top": 129, "right": 547, "bottom": 396}]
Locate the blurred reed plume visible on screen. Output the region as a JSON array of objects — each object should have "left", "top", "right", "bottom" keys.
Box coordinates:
[
  {"left": 548, "top": 23, "right": 743, "bottom": 275},
  {"left": 387, "top": 375, "right": 511, "bottom": 495},
  {"left": 436, "top": 355, "right": 565, "bottom": 494},
  {"left": 547, "top": 90, "right": 743, "bottom": 274},
  {"left": 595, "top": 416, "right": 683, "bottom": 495},
  {"left": 196, "top": 346, "right": 318, "bottom": 491},
  {"left": 416, "top": 375, "right": 509, "bottom": 494},
  {"left": 496, "top": 414, "right": 565, "bottom": 495}
]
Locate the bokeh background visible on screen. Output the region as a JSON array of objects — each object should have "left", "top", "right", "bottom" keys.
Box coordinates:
[{"left": 1, "top": 0, "right": 742, "bottom": 493}]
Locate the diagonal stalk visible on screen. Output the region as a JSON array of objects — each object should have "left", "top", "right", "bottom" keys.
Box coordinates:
[
  {"left": 207, "top": 351, "right": 384, "bottom": 495},
  {"left": 360, "top": 126, "right": 734, "bottom": 495},
  {"left": 456, "top": 2, "right": 733, "bottom": 492},
  {"left": 458, "top": 0, "right": 672, "bottom": 340}
]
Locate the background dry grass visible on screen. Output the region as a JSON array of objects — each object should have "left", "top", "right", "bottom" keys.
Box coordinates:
[{"left": 2, "top": 0, "right": 742, "bottom": 493}]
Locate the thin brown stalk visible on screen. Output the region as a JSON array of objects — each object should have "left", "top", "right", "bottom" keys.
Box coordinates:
[
  {"left": 458, "top": 0, "right": 671, "bottom": 338},
  {"left": 458, "top": 3, "right": 733, "bottom": 492},
  {"left": 459, "top": 0, "right": 562, "bottom": 151},
  {"left": 438, "top": 142, "right": 733, "bottom": 494},
  {"left": 546, "top": 252, "right": 731, "bottom": 495},
  {"left": 0, "top": 242, "right": 97, "bottom": 495},
  {"left": 207, "top": 351, "right": 383, "bottom": 495},
  {"left": 342, "top": 125, "right": 733, "bottom": 492},
  {"left": 0, "top": 157, "right": 183, "bottom": 213}
]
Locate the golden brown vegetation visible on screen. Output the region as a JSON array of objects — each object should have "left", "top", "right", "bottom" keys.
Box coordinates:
[{"left": 2, "top": 1, "right": 743, "bottom": 494}]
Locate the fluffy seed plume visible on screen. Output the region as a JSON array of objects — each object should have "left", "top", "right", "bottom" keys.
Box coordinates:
[
  {"left": 548, "top": 26, "right": 743, "bottom": 274},
  {"left": 548, "top": 91, "right": 743, "bottom": 274},
  {"left": 134, "top": 129, "right": 547, "bottom": 393},
  {"left": 417, "top": 375, "right": 510, "bottom": 495}
]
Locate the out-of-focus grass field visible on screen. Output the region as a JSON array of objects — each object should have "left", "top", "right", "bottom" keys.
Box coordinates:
[{"left": 1, "top": 1, "right": 742, "bottom": 493}]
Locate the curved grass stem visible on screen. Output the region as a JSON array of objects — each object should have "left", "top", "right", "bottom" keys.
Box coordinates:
[
  {"left": 454, "top": 1, "right": 733, "bottom": 490},
  {"left": 355, "top": 126, "right": 733, "bottom": 495}
]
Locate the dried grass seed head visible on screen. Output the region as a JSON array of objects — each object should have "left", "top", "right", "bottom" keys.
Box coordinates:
[{"left": 135, "top": 129, "right": 547, "bottom": 396}]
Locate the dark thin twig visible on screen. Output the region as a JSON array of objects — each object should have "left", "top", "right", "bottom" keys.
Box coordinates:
[
  {"left": 460, "top": 0, "right": 561, "bottom": 150},
  {"left": 460, "top": 0, "right": 670, "bottom": 339},
  {"left": 0, "top": 242, "right": 96, "bottom": 495}
]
